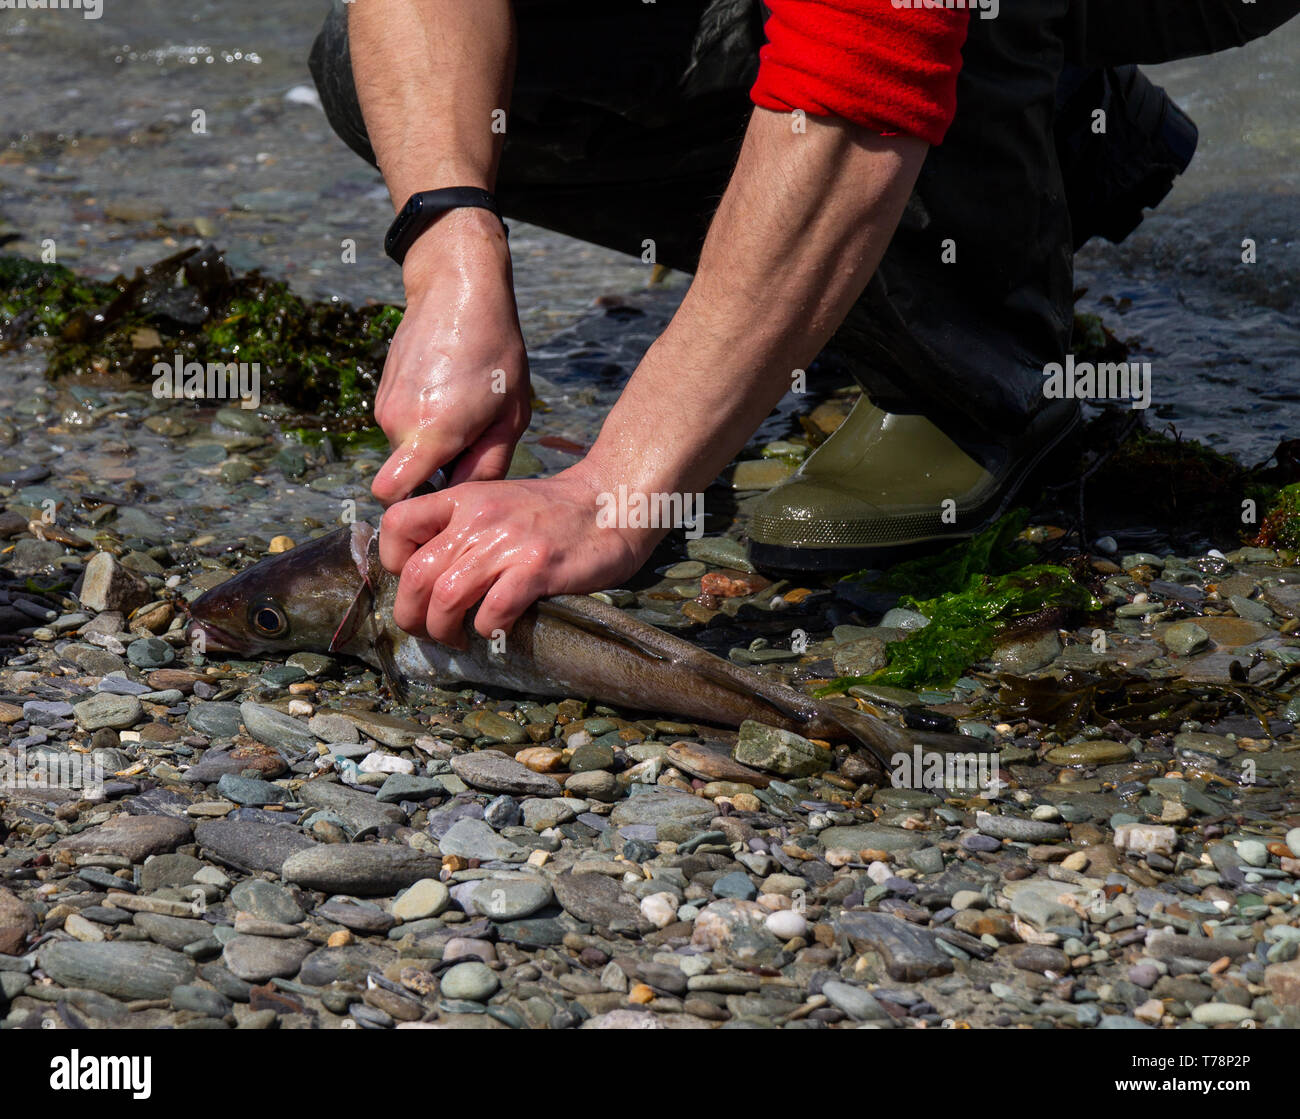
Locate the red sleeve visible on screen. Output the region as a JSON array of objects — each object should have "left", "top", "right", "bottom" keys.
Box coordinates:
[{"left": 750, "top": 1, "right": 970, "bottom": 146}]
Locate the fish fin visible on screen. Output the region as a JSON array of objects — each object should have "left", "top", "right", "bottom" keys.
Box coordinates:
[
  {"left": 374, "top": 634, "right": 409, "bottom": 704},
  {"left": 535, "top": 598, "right": 669, "bottom": 662},
  {"left": 819, "top": 704, "right": 996, "bottom": 772},
  {"left": 329, "top": 580, "right": 373, "bottom": 654}
]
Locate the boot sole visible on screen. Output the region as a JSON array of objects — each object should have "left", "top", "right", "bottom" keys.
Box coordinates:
[{"left": 746, "top": 403, "right": 1082, "bottom": 575}]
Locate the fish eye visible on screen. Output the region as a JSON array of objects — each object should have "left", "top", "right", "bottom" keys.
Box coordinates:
[{"left": 248, "top": 599, "right": 288, "bottom": 638}]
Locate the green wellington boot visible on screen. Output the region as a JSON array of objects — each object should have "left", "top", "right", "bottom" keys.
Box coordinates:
[{"left": 745, "top": 395, "right": 1080, "bottom": 574}]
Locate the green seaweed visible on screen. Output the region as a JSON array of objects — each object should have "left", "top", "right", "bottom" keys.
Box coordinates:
[
  {"left": 862, "top": 509, "right": 1037, "bottom": 596},
  {"left": 1, "top": 246, "right": 404, "bottom": 429},
  {"left": 819, "top": 564, "right": 1100, "bottom": 691}
]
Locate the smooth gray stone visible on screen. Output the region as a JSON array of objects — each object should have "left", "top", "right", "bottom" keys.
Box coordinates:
[
  {"left": 38, "top": 941, "right": 195, "bottom": 1000},
  {"left": 186, "top": 702, "right": 244, "bottom": 739},
  {"left": 221, "top": 935, "right": 311, "bottom": 983},
  {"left": 450, "top": 751, "right": 561, "bottom": 797},
  {"left": 834, "top": 912, "right": 954, "bottom": 982},
  {"left": 281, "top": 844, "right": 442, "bottom": 896},
  {"left": 297, "top": 780, "right": 404, "bottom": 832},
  {"left": 194, "top": 819, "right": 316, "bottom": 875},
  {"left": 230, "top": 880, "right": 305, "bottom": 925},
  {"left": 438, "top": 818, "right": 528, "bottom": 863},
  {"left": 239, "top": 701, "right": 316, "bottom": 755}
]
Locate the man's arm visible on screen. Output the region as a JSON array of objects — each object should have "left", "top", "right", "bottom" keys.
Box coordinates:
[
  {"left": 350, "top": 0, "right": 531, "bottom": 504},
  {"left": 381, "top": 107, "right": 927, "bottom": 645}
]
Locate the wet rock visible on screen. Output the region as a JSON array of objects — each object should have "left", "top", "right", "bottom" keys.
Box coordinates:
[
  {"left": 1264, "top": 960, "right": 1300, "bottom": 1008},
  {"left": 1163, "top": 621, "right": 1210, "bottom": 656},
  {"left": 140, "top": 853, "right": 203, "bottom": 892},
  {"left": 822, "top": 980, "right": 889, "bottom": 1021},
  {"left": 297, "top": 779, "right": 404, "bottom": 833},
  {"left": 186, "top": 702, "right": 245, "bottom": 739},
  {"left": 126, "top": 636, "right": 174, "bottom": 669},
  {"left": 73, "top": 692, "right": 143, "bottom": 731},
  {"left": 1003, "top": 880, "right": 1089, "bottom": 932},
  {"left": 308, "top": 712, "right": 359, "bottom": 743},
  {"left": 133, "top": 913, "right": 214, "bottom": 950},
  {"left": 314, "top": 898, "right": 395, "bottom": 935},
  {"left": 438, "top": 817, "right": 529, "bottom": 862},
  {"left": 733, "top": 721, "right": 831, "bottom": 777},
  {"left": 338, "top": 710, "right": 426, "bottom": 749},
  {"left": 222, "top": 935, "right": 312, "bottom": 983},
  {"left": 836, "top": 912, "right": 954, "bottom": 981},
  {"left": 392, "top": 878, "right": 450, "bottom": 921},
  {"left": 976, "top": 811, "right": 1068, "bottom": 843},
  {"left": 0, "top": 887, "right": 37, "bottom": 955},
  {"left": 230, "top": 880, "right": 305, "bottom": 925},
  {"left": 239, "top": 701, "right": 315, "bottom": 755},
  {"left": 39, "top": 941, "right": 195, "bottom": 1000},
  {"left": 997, "top": 943, "right": 1071, "bottom": 974},
  {"left": 194, "top": 819, "right": 316, "bottom": 875},
  {"left": 56, "top": 814, "right": 192, "bottom": 862},
  {"left": 552, "top": 872, "right": 645, "bottom": 934},
  {"left": 172, "top": 984, "right": 233, "bottom": 1018},
  {"left": 216, "top": 774, "right": 291, "bottom": 806},
  {"left": 440, "top": 961, "right": 499, "bottom": 1002},
  {"left": 79, "top": 552, "right": 151, "bottom": 614},
  {"left": 1045, "top": 740, "right": 1132, "bottom": 765},
  {"left": 299, "top": 944, "right": 397, "bottom": 987},
  {"left": 817, "top": 824, "right": 931, "bottom": 854},
  {"left": 470, "top": 877, "right": 552, "bottom": 921},
  {"left": 565, "top": 771, "right": 618, "bottom": 802},
  {"left": 692, "top": 899, "right": 781, "bottom": 959},
  {"left": 664, "top": 741, "right": 770, "bottom": 787},
  {"left": 376, "top": 773, "right": 444, "bottom": 803},
  {"left": 990, "top": 630, "right": 1062, "bottom": 673},
  {"left": 451, "top": 751, "right": 561, "bottom": 796},
  {"left": 281, "top": 844, "right": 442, "bottom": 896},
  {"left": 609, "top": 788, "right": 715, "bottom": 843},
  {"left": 831, "top": 637, "right": 888, "bottom": 677}
]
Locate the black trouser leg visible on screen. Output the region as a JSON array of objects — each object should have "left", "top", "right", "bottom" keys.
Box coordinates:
[
  {"left": 310, "top": 0, "right": 756, "bottom": 272},
  {"left": 1062, "top": 0, "right": 1300, "bottom": 66}
]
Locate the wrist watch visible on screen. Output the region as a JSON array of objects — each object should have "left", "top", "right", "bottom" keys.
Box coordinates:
[{"left": 384, "top": 187, "right": 507, "bottom": 265}]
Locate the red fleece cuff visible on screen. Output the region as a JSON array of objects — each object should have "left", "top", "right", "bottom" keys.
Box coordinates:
[{"left": 750, "top": 1, "right": 970, "bottom": 146}]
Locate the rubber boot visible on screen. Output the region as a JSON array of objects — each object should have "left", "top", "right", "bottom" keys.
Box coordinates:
[{"left": 746, "top": 394, "right": 1080, "bottom": 573}]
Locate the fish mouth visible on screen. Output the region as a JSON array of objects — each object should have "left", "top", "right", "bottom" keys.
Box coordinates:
[{"left": 186, "top": 618, "right": 245, "bottom": 656}]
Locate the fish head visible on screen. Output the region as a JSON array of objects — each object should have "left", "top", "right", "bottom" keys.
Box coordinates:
[{"left": 187, "top": 523, "right": 375, "bottom": 657}]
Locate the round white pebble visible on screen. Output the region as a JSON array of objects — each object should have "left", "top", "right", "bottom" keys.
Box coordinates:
[{"left": 765, "top": 910, "right": 807, "bottom": 940}]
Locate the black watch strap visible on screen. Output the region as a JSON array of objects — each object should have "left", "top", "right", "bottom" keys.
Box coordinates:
[{"left": 384, "top": 187, "right": 506, "bottom": 265}]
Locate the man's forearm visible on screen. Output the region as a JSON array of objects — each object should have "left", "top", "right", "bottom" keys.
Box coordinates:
[
  {"left": 348, "top": 0, "right": 515, "bottom": 212},
  {"left": 581, "top": 108, "right": 927, "bottom": 501}
]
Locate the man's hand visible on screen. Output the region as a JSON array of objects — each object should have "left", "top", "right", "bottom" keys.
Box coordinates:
[
  {"left": 348, "top": 0, "right": 523, "bottom": 503},
  {"left": 371, "top": 212, "right": 530, "bottom": 504},
  {"left": 379, "top": 468, "right": 651, "bottom": 646}
]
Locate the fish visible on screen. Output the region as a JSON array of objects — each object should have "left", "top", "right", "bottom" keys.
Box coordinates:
[{"left": 186, "top": 523, "right": 981, "bottom": 771}]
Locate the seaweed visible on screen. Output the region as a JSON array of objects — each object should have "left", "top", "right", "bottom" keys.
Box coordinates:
[
  {"left": 819, "top": 564, "right": 1100, "bottom": 691},
  {"left": 1254, "top": 482, "right": 1300, "bottom": 550},
  {"left": 862, "top": 509, "right": 1037, "bottom": 596},
  {"left": 0, "top": 245, "right": 403, "bottom": 429}
]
